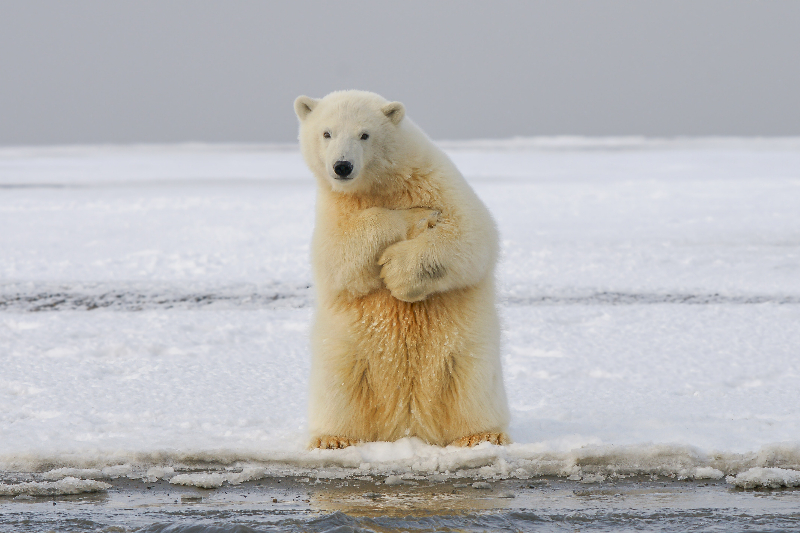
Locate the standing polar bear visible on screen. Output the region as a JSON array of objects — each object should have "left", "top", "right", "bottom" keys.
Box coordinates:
[{"left": 295, "top": 90, "right": 509, "bottom": 449}]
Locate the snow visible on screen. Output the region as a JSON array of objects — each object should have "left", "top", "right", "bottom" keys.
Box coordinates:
[{"left": 1, "top": 139, "right": 799, "bottom": 489}]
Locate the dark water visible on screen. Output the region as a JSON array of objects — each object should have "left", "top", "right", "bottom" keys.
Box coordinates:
[{"left": 2, "top": 477, "right": 800, "bottom": 532}]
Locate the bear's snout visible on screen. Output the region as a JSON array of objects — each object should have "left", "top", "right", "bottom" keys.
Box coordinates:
[{"left": 333, "top": 160, "right": 354, "bottom": 179}]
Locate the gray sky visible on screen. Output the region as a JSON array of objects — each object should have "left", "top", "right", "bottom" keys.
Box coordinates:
[{"left": 1, "top": 0, "right": 799, "bottom": 145}]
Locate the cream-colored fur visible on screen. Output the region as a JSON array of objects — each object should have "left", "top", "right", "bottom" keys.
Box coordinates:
[{"left": 295, "top": 90, "right": 509, "bottom": 448}]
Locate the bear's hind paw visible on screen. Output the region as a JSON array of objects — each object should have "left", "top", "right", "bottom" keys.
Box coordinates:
[
  {"left": 311, "top": 435, "right": 361, "bottom": 449},
  {"left": 451, "top": 432, "right": 510, "bottom": 447}
]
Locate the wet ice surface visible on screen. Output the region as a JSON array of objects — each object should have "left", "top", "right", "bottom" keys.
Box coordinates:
[
  {"left": 3, "top": 477, "right": 800, "bottom": 533},
  {"left": 1, "top": 140, "right": 800, "bottom": 530}
]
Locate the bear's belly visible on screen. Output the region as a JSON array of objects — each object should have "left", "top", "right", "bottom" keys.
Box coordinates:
[
  {"left": 352, "top": 288, "right": 468, "bottom": 350},
  {"left": 336, "top": 287, "right": 480, "bottom": 444}
]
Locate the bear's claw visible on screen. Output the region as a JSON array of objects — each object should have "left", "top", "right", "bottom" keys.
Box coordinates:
[
  {"left": 311, "top": 435, "right": 360, "bottom": 449},
  {"left": 450, "top": 432, "right": 510, "bottom": 447}
]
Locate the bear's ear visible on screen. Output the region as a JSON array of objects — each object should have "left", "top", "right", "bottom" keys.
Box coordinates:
[
  {"left": 294, "top": 96, "right": 319, "bottom": 121},
  {"left": 381, "top": 101, "right": 405, "bottom": 125}
]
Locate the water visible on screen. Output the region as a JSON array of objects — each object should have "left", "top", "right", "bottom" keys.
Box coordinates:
[{"left": 3, "top": 477, "right": 800, "bottom": 532}]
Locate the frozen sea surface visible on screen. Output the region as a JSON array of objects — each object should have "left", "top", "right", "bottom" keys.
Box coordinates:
[{"left": 1, "top": 139, "right": 800, "bottom": 530}]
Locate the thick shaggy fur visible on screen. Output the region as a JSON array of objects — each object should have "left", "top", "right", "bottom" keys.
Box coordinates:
[{"left": 295, "top": 90, "right": 509, "bottom": 448}]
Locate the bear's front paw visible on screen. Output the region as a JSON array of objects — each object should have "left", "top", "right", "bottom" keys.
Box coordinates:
[
  {"left": 378, "top": 240, "right": 443, "bottom": 302},
  {"left": 450, "top": 432, "right": 510, "bottom": 447},
  {"left": 310, "top": 435, "right": 360, "bottom": 449},
  {"left": 401, "top": 207, "right": 439, "bottom": 239}
]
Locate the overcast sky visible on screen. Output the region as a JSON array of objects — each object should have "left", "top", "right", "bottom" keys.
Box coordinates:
[{"left": 1, "top": 1, "right": 799, "bottom": 145}]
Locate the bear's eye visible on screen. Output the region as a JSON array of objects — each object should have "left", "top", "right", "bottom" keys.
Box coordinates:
[
  {"left": 323, "top": 131, "right": 331, "bottom": 139},
  {"left": 360, "top": 133, "right": 369, "bottom": 140}
]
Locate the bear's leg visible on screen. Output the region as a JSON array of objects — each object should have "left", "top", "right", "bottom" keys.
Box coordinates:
[
  {"left": 450, "top": 432, "right": 510, "bottom": 447},
  {"left": 403, "top": 286, "right": 510, "bottom": 447},
  {"left": 310, "top": 435, "right": 361, "bottom": 450}
]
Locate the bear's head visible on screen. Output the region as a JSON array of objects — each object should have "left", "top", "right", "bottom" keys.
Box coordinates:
[{"left": 294, "top": 90, "right": 406, "bottom": 194}]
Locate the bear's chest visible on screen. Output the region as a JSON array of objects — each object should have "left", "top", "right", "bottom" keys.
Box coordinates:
[{"left": 335, "top": 171, "right": 443, "bottom": 212}]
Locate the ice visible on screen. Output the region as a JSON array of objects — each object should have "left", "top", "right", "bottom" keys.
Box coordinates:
[
  {"left": 40, "top": 467, "right": 103, "bottom": 481},
  {"left": 145, "top": 466, "right": 176, "bottom": 482},
  {"left": 1, "top": 139, "right": 799, "bottom": 484},
  {"left": 727, "top": 467, "right": 800, "bottom": 489},
  {"left": 693, "top": 467, "right": 725, "bottom": 480},
  {"left": 169, "top": 467, "right": 267, "bottom": 489},
  {"left": 0, "top": 477, "right": 111, "bottom": 496}
]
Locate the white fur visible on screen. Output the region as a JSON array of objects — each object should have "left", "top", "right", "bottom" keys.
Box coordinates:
[{"left": 295, "top": 90, "right": 509, "bottom": 447}]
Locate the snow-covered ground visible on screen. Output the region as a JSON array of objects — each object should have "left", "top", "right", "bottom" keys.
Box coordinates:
[{"left": 1, "top": 139, "right": 799, "bottom": 492}]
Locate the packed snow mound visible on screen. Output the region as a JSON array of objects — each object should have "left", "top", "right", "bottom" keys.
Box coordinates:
[
  {"left": 0, "top": 477, "right": 110, "bottom": 496},
  {"left": 4, "top": 439, "right": 800, "bottom": 488},
  {"left": 294, "top": 440, "right": 731, "bottom": 483},
  {"left": 727, "top": 467, "right": 800, "bottom": 490}
]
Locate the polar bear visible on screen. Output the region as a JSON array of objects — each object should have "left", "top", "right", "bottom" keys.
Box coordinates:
[{"left": 294, "top": 90, "right": 509, "bottom": 449}]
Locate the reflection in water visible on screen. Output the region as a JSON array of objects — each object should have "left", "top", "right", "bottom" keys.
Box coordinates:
[{"left": 308, "top": 480, "right": 515, "bottom": 517}]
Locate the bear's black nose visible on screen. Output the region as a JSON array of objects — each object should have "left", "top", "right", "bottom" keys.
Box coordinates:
[{"left": 333, "top": 160, "right": 353, "bottom": 178}]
